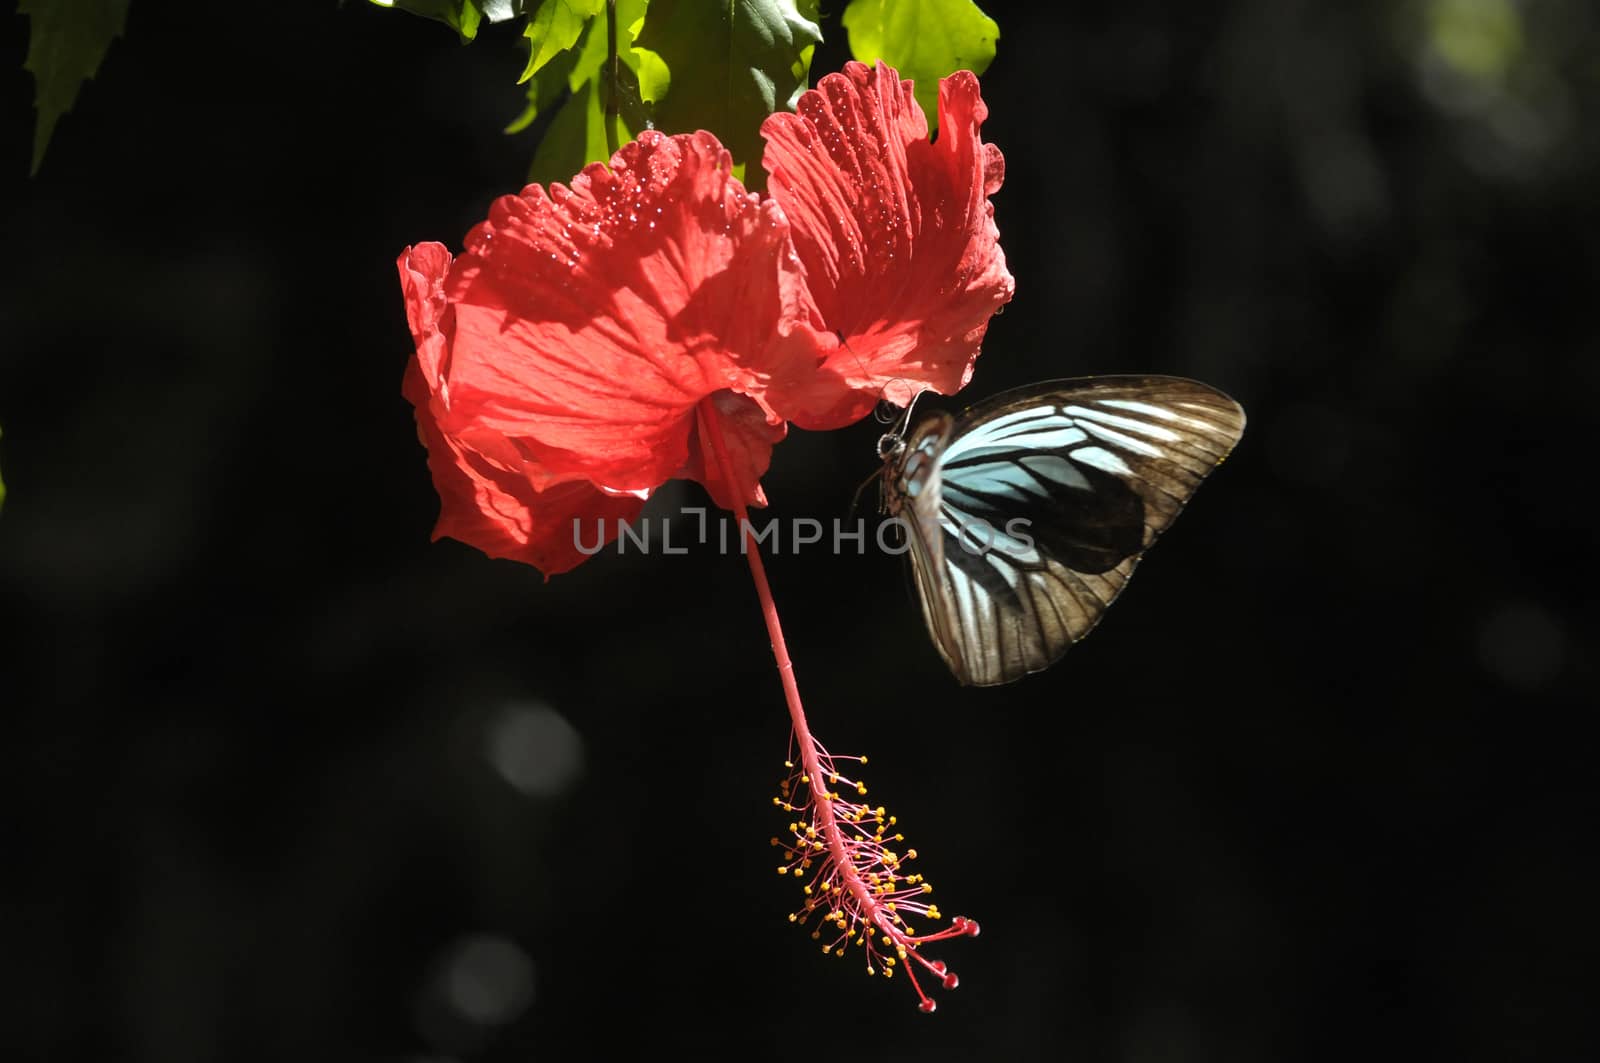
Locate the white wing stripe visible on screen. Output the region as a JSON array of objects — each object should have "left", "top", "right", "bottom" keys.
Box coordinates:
[
  {"left": 1066, "top": 445, "right": 1134, "bottom": 476},
  {"left": 1076, "top": 420, "right": 1166, "bottom": 457},
  {"left": 1061, "top": 405, "right": 1184, "bottom": 441}
]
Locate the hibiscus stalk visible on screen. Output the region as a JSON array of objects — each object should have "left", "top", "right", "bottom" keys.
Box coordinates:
[
  {"left": 694, "top": 398, "right": 978, "bottom": 1013},
  {"left": 604, "top": 0, "right": 620, "bottom": 156}
]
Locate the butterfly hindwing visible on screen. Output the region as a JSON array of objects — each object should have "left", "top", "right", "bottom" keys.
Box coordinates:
[{"left": 885, "top": 376, "right": 1246, "bottom": 686}]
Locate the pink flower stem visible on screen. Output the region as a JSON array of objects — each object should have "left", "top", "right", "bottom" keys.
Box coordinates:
[
  {"left": 693, "top": 401, "right": 877, "bottom": 913},
  {"left": 695, "top": 399, "right": 976, "bottom": 1011}
]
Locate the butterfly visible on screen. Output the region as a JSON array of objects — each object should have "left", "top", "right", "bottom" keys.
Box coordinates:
[{"left": 877, "top": 375, "right": 1246, "bottom": 686}]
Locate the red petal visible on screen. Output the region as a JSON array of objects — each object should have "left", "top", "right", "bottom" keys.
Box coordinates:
[
  {"left": 401, "top": 246, "right": 644, "bottom": 576},
  {"left": 761, "top": 62, "right": 1015, "bottom": 429},
  {"left": 437, "top": 131, "right": 824, "bottom": 505}
]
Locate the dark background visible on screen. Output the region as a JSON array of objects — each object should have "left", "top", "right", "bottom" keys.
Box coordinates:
[{"left": 3, "top": 2, "right": 1595, "bottom": 1060}]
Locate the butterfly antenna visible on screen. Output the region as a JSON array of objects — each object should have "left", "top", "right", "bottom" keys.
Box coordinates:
[
  {"left": 848, "top": 466, "right": 881, "bottom": 520},
  {"left": 897, "top": 387, "right": 927, "bottom": 431}
]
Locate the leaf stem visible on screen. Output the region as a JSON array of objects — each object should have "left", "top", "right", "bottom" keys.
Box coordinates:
[{"left": 604, "top": 0, "right": 620, "bottom": 156}]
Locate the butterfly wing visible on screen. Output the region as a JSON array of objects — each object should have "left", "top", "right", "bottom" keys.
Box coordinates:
[{"left": 889, "top": 375, "right": 1246, "bottom": 686}]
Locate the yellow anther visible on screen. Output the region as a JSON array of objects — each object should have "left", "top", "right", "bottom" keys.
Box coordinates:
[
  {"left": 788, "top": 913, "right": 798, "bottom": 922},
  {"left": 860, "top": 755, "right": 869, "bottom": 764},
  {"left": 889, "top": 816, "right": 898, "bottom": 825},
  {"left": 876, "top": 806, "right": 886, "bottom": 817},
  {"left": 770, "top": 837, "right": 780, "bottom": 846},
  {"left": 881, "top": 935, "right": 893, "bottom": 946},
  {"left": 866, "top": 966, "right": 876, "bottom": 976},
  {"left": 777, "top": 866, "right": 788, "bottom": 875},
  {"left": 828, "top": 773, "right": 839, "bottom": 783},
  {"left": 922, "top": 883, "right": 934, "bottom": 893},
  {"left": 856, "top": 782, "right": 867, "bottom": 795},
  {"left": 886, "top": 902, "right": 897, "bottom": 912},
  {"left": 802, "top": 885, "right": 812, "bottom": 896},
  {"left": 883, "top": 967, "right": 893, "bottom": 979},
  {"left": 812, "top": 841, "right": 824, "bottom": 851},
  {"left": 896, "top": 947, "right": 908, "bottom": 960},
  {"left": 784, "top": 760, "right": 794, "bottom": 769},
  {"left": 799, "top": 774, "right": 809, "bottom": 784},
  {"left": 835, "top": 948, "right": 845, "bottom": 957},
  {"left": 885, "top": 956, "right": 897, "bottom": 967},
  {"left": 805, "top": 825, "right": 817, "bottom": 839}
]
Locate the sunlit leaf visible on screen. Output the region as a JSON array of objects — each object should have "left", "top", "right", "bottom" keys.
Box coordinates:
[
  {"left": 520, "top": 0, "right": 604, "bottom": 82},
  {"left": 841, "top": 0, "right": 998, "bottom": 128},
  {"left": 630, "top": 33, "right": 670, "bottom": 104},
  {"left": 636, "top": 0, "right": 822, "bottom": 165},
  {"left": 509, "top": 1, "right": 655, "bottom": 137},
  {"left": 505, "top": 34, "right": 584, "bottom": 133},
  {"left": 19, "top": 0, "right": 130, "bottom": 175},
  {"left": 527, "top": 69, "right": 638, "bottom": 184},
  {"left": 567, "top": 0, "right": 661, "bottom": 102}
]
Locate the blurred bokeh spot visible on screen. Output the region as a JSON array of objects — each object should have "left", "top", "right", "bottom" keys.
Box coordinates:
[
  {"left": 484, "top": 701, "right": 585, "bottom": 798},
  {"left": 417, "top": 934, "right": 537, "bottom": 1053},
  {"left": 1477, "top": 601, "right": 1566, "bottom": 690}
]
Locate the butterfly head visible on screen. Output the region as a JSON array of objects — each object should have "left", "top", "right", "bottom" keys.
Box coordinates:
[{"left": 877, "top": 412, "right": 953, "bottom": 518}]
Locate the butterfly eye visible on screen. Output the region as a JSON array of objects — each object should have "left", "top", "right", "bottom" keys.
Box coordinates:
[{"left": 877, "top": 433, "right": 905, "bottom": 461}]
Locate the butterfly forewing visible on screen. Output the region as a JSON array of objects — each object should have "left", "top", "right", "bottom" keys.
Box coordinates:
[{"left": 885, "top": 376, "right": 1246, "bottom": 686}]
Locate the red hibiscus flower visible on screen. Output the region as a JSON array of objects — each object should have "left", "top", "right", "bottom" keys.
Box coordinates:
[
  {"left": 400, "top": 131, "right": 824, "bottom": 575},
  {"left": 399, "top": 61, "right": 1010, "bottom": 1014},
  {"left": 400, "top": 63, "right": 1011, "bottom": 576}
]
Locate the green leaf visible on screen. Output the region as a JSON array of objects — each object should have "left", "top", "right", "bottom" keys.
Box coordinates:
[
  {"left": 366, "top": 0, "right": 526, "bottom": 40},
  {"left": 508, "top": 4, "right": 638, "bottom": 129},
  {"left": 635, "top": 0, "right": 822, "bottom": 165},
  {"left": 841, "top": 0, "right": 998, "bottom": 128},
  {"left": 629, "top": 31, "right": 670, "bottom": 104},
  {"left": 511, "top": 0, "right": 656, "bottom": 139},
  {"left": 19, "top": 0, "right": 130, "bottom": 175},
  {"left": 505, "top": 31, "right": 584, "bottom": 133},
  {"left": 567, "top": 0, "right": 661, "bottom": 99},
  {"left": 527, "top": 69, "right": 638, "bottom": 184},
  {"left": 520, "top": 0, "right": 604, "bottom": 82}
]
